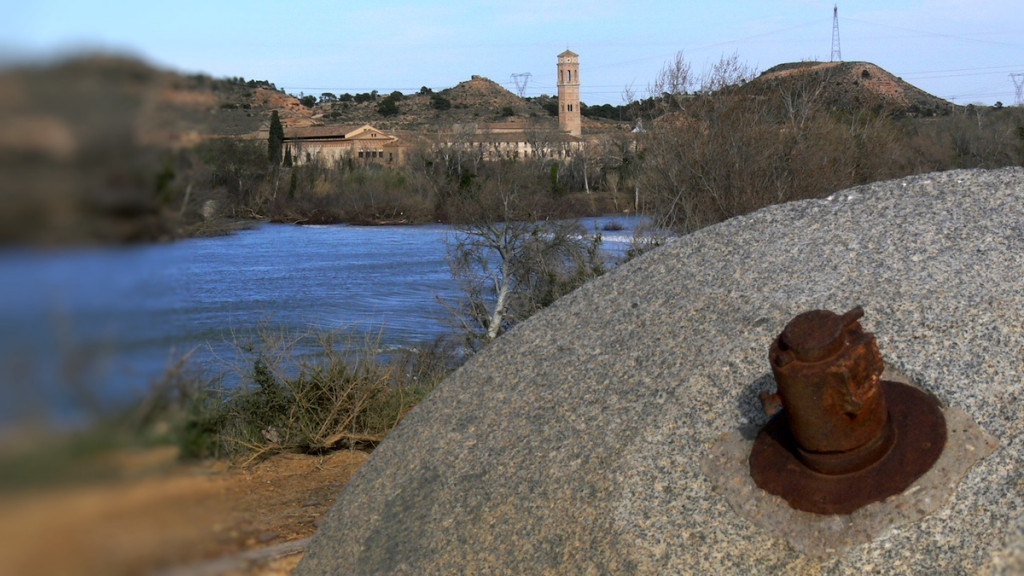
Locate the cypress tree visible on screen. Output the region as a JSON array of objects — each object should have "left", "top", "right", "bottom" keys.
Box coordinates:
[{"left": 268, "top": 110, "right": 285, "bottom": 165}]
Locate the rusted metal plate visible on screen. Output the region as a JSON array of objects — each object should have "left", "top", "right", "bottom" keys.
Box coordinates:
[{"left": 750, "top": 380, "right": 947, "bottom": 515}]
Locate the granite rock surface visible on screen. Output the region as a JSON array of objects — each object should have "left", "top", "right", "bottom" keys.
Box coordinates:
[{"left": 297, "top": 167, "right": 1024, "bottom": 575}]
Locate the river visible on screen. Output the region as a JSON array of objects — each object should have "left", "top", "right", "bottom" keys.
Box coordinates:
[{"left": 0, "top": 216, "right": 642, "bottom": 430}]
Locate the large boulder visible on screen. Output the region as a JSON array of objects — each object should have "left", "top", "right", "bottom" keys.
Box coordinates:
[{"left": 298, "top": 168, "right": 1024, "bottom": 575}]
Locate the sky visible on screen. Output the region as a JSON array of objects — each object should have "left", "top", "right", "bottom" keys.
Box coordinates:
[{"left": 4, "top": 0, "right": 1023, "bottom": 106}]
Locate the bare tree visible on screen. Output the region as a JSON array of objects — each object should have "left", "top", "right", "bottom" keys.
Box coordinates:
[
  {"left": 650, "top": 51, "right": 694, "bottom": 113},
  {"left": 444, "top": 160, "right": 605, "bottom": 348}
]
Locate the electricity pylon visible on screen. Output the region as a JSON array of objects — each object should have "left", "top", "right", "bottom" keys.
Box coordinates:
[
  {"left": 510, "top": 73, "right": 532, "bottom": 98},
  {"left": 831, "top": 5, "right": 842, "bottom": 62}
]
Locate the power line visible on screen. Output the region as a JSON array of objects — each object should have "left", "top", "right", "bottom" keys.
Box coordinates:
[{"left": 842, "top": 16, "right": 1022, "bottom": 49}]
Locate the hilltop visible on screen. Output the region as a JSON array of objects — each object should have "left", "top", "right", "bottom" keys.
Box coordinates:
[
  {"left": 294, "top": 74, "right": 624, "bottom": 134},
  {"left": 747, "top": 60, "right": 954, "bottom": 117}
]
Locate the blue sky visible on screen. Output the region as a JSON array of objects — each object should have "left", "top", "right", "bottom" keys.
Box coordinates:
[{"left": 4, "top": 1, "right": 1022, "bottom": 105}]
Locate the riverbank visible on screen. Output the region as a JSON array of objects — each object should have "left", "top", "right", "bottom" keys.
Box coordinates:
[{"left": 0, "top": 445, "right": 366, "bottom": 576}]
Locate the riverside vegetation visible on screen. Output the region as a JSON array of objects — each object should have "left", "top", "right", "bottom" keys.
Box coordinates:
[{"left": 1, "top": 52, "right": 1023, "bottom": 472}]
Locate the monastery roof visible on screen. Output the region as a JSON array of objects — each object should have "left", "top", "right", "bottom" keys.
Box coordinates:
[{"left": 283, "top": 124, "right": 389, "bottom": 140}]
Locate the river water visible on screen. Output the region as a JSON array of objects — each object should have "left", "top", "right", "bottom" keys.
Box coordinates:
[{"left": 0, "top": 216, "right": 641, "bottom": 429}]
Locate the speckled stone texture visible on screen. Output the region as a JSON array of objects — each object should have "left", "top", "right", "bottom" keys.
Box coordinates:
[{"left": 297, "top": 167, "right": 1024, "bottom": 575}]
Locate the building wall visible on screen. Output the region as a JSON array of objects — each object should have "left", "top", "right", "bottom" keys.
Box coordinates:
[
  {"left": 557, "top": 50, "right": 582, "bottom": 137},
  {"left": 284, "top": 128, "right": 404, "bottom": 166}
]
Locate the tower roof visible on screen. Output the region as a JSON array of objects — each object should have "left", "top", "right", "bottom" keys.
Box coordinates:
[{"left": 558, "top": 49, "right": 578, "bottom": 58}]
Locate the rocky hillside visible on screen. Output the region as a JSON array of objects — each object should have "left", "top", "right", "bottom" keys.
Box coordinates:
[
  {"left": 748, "top": 61, "right": 953, "bottom": 117},
  {"left": 301, "top": 75, "right": 582, "bottom": 133}
]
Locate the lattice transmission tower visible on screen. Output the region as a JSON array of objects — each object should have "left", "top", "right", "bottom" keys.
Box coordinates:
[
  {"left": 510, "top": 73, "right": 532, "bottom": 98},
  {"left": 831, "top": 4, "right": 842, "bottom": 62},
  {"left": 1011, "top": 73, "right": 1024, "bottom": 106}
]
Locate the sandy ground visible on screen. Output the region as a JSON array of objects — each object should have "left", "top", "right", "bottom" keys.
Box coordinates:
[{"left": 0, "top": 446, "right": 368, "bottom": 576}]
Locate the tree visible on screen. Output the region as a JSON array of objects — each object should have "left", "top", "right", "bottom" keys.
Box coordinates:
[
  {"left": 430, "top": 94, "right": 451, "bottom": 111},
  {"left": 268, "top": 110, "right": 284, "bottom": 165},
  {"left": 444, "top": 160, "right": 605, "bottom": 348},
  {"left": 377, "top": 96, "right": 400, "bottom": 117}
]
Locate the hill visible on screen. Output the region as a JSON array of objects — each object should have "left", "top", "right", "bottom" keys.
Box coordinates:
[
  {"left": 0, "top": 54, "right": 305, "bottom": 155},
  {"left": 305, "top": 75, "right": 559, "bottom": 131},
  {"left": 747, "top": 60, "right": 954, "bottom": 118}
]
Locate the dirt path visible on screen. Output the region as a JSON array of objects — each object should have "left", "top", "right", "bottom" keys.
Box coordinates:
[{"left": 0, "top": 447, "right": 368, "bottom": 576}]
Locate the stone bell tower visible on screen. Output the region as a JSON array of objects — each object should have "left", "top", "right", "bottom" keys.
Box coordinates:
[{"left": 557, "top": 50, "right": 581, "bottom": 137}]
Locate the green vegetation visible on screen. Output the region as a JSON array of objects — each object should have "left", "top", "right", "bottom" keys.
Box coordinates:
[
  {"left": 430, "top": 93, "right": 452, "bottom": 110},
  {"left": 581, "top": 102, "right": 624, "bottom": 121},
  {"left": 268, "top": 110, "right": 284, "bottom": 165},
  {"left": 376, "top": 94, "right": 401, "bottom": 116}
]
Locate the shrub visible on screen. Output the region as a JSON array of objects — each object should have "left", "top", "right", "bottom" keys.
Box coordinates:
[
  {"left": 354, "top": 91, "right": 377, "bottom": 104},
  {"left": 377, "top": 97, "right": 400, "bottom": 117},
  {"left": 430, "top": 94, "right": 451, "bottom": 111},
  {"left": 168, "top": 328, "right": 454, "bottom": 462}
]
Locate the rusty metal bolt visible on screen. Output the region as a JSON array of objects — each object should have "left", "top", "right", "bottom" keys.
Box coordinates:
[
  {"left": 750, "top": 306, "right": 948, "bottom": 515},
  {"left": 769, "top": 306, "right": 894, "bottom": 474}
]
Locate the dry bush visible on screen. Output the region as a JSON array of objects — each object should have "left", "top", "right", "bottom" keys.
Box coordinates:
[{"left": 169, "top": 328, "right": 452, "bottom": 463}]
